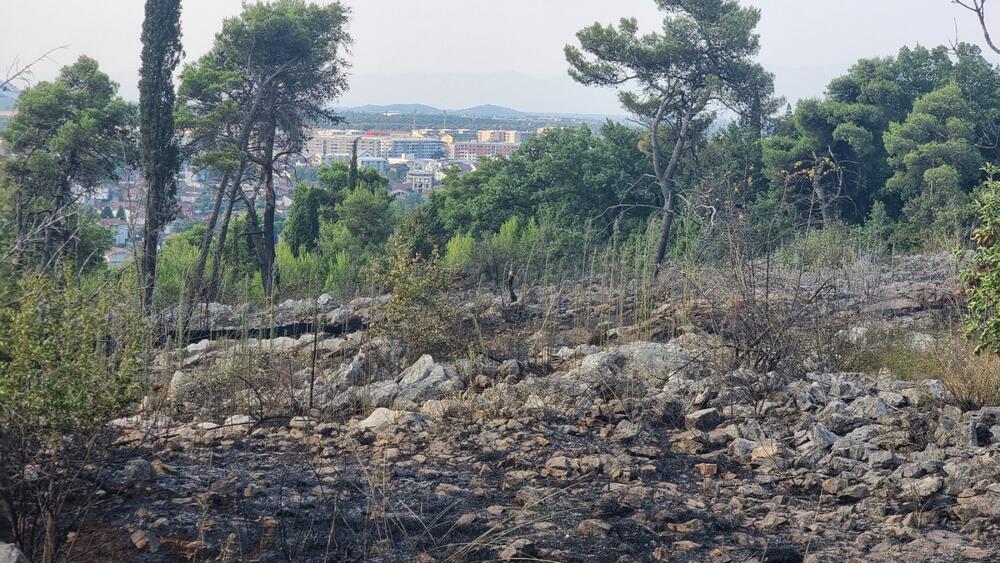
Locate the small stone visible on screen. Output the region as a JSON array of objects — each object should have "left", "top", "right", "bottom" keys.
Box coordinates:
[
  {"left": 810, "top": 423, "right": 838, "bottom": 449},
  {"left": 577, "top": 518, "right": 612, "bottom": 537},
  {"left": 435, "top": 483, "right": 462, "bottom": 496},
  {"left": 498, "top": 539, "right": 536, "bottom": 560},
  {"left": 838, "top": 484, "right": 870, "bottom": 502},
  {"left": 455, "top": 512, "right": 478, "bottom": 527},
  {"left": 756, "top": 512, "right": 787, "bottom": 530},
  {"left": 614, "top": 419, "right": 641, "bottom": 441},
  {"left": 668, "top": 519, "right": 703, "bottom": 533},
  {"left": 822, "top": 477, "right": 844, "bottom": 495},
  {"left": 544, "top": 455, "right": 572, "bottom": 478},
  {"left": 130, "top": 529, "right": 159, "bottom": 552},
  {"left": 902, "top": 476, "right": 942, "bottom": 501},
  {"left": 672, "top": 540, "right": 702, "bottom": 551}
]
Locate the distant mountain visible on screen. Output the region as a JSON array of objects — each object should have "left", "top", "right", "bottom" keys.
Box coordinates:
[
  {"left": 452, "top": 104, "right": 527, "bottom": 118},
  {"left": 340, "top": 102, "right": 616, "bottom": 122},
  {"left": 343, "top": 103, "right": 530, "bottom": 119},
  {"left": 347, "top": 103, "right": 443, "bottom": 115}
]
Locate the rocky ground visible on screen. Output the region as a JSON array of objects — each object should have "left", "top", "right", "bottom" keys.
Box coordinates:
[{"left": 9, "top": 254, "right": 1000, "bottom": 562}]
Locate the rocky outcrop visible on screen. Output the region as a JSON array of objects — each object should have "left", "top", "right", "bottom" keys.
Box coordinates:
[{"left": 161, "top": 294, "right": 389, "bottom": 344}]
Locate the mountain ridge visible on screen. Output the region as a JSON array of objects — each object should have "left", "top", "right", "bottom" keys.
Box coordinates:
[{"left": 340, "top": 102, "right": 617, "bottom": 122}]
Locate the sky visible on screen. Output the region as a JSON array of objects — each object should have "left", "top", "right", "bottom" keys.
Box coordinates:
[{"left": 1, "top": 0, "right": 998, "bottom": 115}]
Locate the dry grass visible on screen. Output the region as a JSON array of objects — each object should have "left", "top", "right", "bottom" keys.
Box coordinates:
[
  {"left": 844, "top": 329, "right": 1000, "bottom": 411},
  {"left": 928, "top": 334, "right": 1000, "bottom": 411},
  {"left": 839, "top": 329, "right": 939, "bottom": 381}
]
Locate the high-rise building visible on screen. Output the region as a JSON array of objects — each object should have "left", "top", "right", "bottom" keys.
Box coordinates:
[
  {"left": 303, "top": 130, "right": 383, "bottom": 160},
  {"left": 449, "top": 141, "right": 519, "bottom": 164},
  {"left": 381, "top": 137, "right": 446, "bottom": 159},
  {"left": 477, "top": 130, "right": 537, "bottom": 144}
]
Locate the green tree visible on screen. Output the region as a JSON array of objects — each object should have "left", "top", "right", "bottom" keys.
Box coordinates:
[
  {"left": 433, "top": 125, "right": 651, "bottom": 237},
  {"left": 138, "top": 0, "right": 183, "bottom": 313},
  {"left": 283, "top": 184, "right": 333, "bottom": 256},
  {"left": 2, "top": 57, "right": 134, "bottom": 272},
  {"left": 883, "top": 83, "right": 982, "bottom": 245},
  {"left": 335, "top": 186, "right": 396, "bottom": 250},
  {"left": 762, "top": 44, "right": 1000, "bottom": 228},
  {"left": 213, "top": 0, "right": 351, "bottom": 296},
  {"left": 282, "top": 161, "right": 387, "bottom": 255},
  {"left": 963, "top": 165, "right": 1000, "bottom": 352},
  {"left": 566, "top": 0, "right": 773, "bottom": 267}
]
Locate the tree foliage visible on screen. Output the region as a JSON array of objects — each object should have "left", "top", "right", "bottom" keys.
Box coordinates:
[
  {"left": 1, "top": 57, "right": 134, "bottom": 272},
  {"left": 138, "top": 0, "right": 184, "bottom": 312}
]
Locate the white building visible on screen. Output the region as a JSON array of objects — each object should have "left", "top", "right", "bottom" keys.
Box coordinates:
[{"left": 322, "top": 151, "right": 390, "bottom": 175}]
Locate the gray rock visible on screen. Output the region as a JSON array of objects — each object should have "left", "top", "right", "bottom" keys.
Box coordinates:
[
  {"left": 847, "top": 396, "right": 891, "bottom": 419},
  {"left": 810, "top": 423, "right": 838, "bottom": 449},
  {"left": 728, "top": 438, "right": 760, "bottom": 458},
  {"left": 575, "top": 340, "right": 700, "bottom": 384},
  {"left": 124, "top": 459, "right": 154, "bottom": 484},
  {"left": 839, "top": 484, "right": 870, "bottom": 502},
  {"left": 866, "top": 449, "right": 900, "bottom": 469},
  {"left": 0, "top": 543, "right": 28, "bottom": 563},
  {"left": 167, "top": 370, "right": 194, "bottom": 403},
  {"left": 614, "top": 420, "right": 641, "bottom": 441},
  {"left": 396, "top": 355, "right": 464, "bottom": 404},
  {"left": 685, "top": 408, "right": 722, "bottom": 432},
  {"left": 358, "top": 408, "right": 427, "bottom": 431},
  {"left": 900, "top": 476, "right": 942, "bottom": 501}
]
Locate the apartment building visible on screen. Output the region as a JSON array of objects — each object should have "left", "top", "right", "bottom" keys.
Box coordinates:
[
  {"left": 476, "top": 130, "right": 537, "bottom": 144},
  {"left": 449, "top": 141, "right": 519, "bottom": 163}
]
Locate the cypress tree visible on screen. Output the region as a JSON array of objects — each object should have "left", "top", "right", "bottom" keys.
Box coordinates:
[{"left": 139, "top": 0, "right": 183, "bottom": 313}]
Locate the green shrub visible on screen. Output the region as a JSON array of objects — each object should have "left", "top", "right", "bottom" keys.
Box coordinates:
[
  {"left": 963, "top": 165, "right": 1000, "bottom": 353},
  {"left": 444, "top": 232, "right": 474, "bottom": 273},
  {"left": 275, "top": 239, "right": 326, "bottom": 298},
  {"left": 0, "top": 274, "right": 143, "bottom": 433},
  {"left": 324, "top": 250, "right": 361, "bottom": 297},
  {"left": 369, "top": 235, "right": 467, "bottom": 360},
  {"left": 776, "top": 223, "right": 860, "bottom": 270},
  {"left": 0, "top": 273, "right": 144, "bottom": 560}
]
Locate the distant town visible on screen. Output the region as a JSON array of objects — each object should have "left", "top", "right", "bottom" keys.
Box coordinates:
[{"left": 66, "top": 114, "right": 592, "bottom": 267}]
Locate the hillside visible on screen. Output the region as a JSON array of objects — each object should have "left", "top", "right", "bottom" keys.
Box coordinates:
[{"left": 38, "top": 254, "right": 1000, "bottom": 562}]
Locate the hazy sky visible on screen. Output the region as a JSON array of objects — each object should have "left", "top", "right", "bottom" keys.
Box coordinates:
[{"left": 1, "top": 0, "right": 997, "bottom": 115}]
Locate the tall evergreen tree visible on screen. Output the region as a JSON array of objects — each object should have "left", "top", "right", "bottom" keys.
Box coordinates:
[
  {"left": 566, "top": 0, "right": 774, "bottom": 268},
  {"left": 138, "top": 0, "right": 183, "bottom": 313}
]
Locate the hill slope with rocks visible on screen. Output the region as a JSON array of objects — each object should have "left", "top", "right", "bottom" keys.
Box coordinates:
[{"left": 7, "top": 254, "right": 999, "bottom": 563}]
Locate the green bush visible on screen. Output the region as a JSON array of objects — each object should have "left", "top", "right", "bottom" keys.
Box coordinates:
[
  {"left": 963, "top": 165, "right": 1000, "bottom": 353},
  {"left": 0, "top": 274, "right": 143, "bottom": 433},
  {"left": 0, "top": 273, "right": 145, "bottom": 560},
  {"left": 369, "top": 235, "right": 467, "bottom": 360},
  {"left": 444, "top": 232, "right": 474, "bottom": 273},
  {"left": 275, "top": 239, "right": 326, "bottom": 298}
]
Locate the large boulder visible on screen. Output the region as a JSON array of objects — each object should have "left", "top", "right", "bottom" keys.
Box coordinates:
[
  {"left": 321, "top": 355, "right": 465, "bottom": 411},
  {"left": 573, "top": 339, "right": 706, "bottom": 386},
  {"left": 396, "top": 355, "right": 463, "bottom": 403},
  {"left": 357, "top": 408, "right": 427, "bottom": 431}
]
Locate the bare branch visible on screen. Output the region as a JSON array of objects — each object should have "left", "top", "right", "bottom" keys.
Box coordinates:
[
  {"left": 953, "top": 0, "right": 1000, "bottom": 54},
  {"left": 0, "top": 46, "right": 68, "bottom": 94}
]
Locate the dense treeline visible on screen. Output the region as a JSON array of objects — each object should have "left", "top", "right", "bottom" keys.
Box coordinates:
[{"left": 4, "top": 0, "right": 1000, "bottom": 308}]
